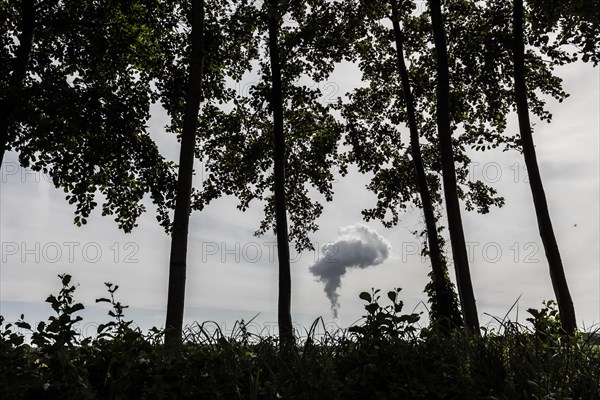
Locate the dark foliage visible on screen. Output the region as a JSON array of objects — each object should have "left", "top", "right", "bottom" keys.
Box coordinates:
[{"left": 2, "top": 275, "right": 598, "bottom": 400}]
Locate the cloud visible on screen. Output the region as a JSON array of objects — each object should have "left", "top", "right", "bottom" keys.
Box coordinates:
[{"left": 309, "top": 224, "right": 391, "bottom": 318}]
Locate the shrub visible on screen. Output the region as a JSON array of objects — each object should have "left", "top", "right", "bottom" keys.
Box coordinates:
[{"left": 1, "top": 275, "right": 599, "bottom": 399}]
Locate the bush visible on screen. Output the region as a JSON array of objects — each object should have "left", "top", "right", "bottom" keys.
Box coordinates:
[{"left": 1, "top": 275, "right": 598, "bottom": 399}]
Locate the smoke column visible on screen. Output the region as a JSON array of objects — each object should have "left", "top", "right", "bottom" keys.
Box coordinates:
[{"left": 309, "top": 224, "right": 391, "bottom": 318}]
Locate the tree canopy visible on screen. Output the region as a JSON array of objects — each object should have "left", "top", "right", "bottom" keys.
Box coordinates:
[
  {"left": 2, "top": 0, "right": 597, "bottom": 339},
  {"left": 1, "top": 0, "right": 179, "bottom": 232}
]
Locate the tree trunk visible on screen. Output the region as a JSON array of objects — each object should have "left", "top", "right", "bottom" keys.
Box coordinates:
[
  {"left": 390, "top": 0, "right": 461, "bottom": 332},
  {"left": 164, "top": 0, "right": 205, "bottom": 347},
  {"left": 428, "top": 0, "right": 480, "bottom": 336},
  {"left": 267, "top": 0, "right": 294, "bottom": 345},
  {"left": 512, "top": 0, "right": 577, "bottom": 333},
  {"left": 1, "top": 0, "right": 35, "bottom": 165}
]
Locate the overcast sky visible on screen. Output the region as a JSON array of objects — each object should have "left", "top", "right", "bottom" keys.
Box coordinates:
[{"left": 1, "top": 54, "right": 598, "bottom": 339}]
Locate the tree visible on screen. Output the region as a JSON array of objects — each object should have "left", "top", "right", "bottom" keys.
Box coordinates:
[
  {"left": 266, "top": 0, "right": 293, "bottom": 344},
  {"left": 0, "top": 0, "right": 258, "bottom": 345},
  {"left": 340, "top": 1, "right": 526, "bottom": 332},
  {"left": 512, "top": 0, "right": 576, "bottom": 333},
  {"left": 0, "top": 0, "right": 34, "bottom": 166},
  {"left": 0, "top": 0, "right": 179, "bottom": 232},
  {"left": 164, "top": 0, "right": 206, "bottom": 347},
  {"left": 196, "top": 0, "right": 345, "bottom": 343},
  {"left": 404, "top": 0, "right": 582, "bottom": 335},
  {"left": 428, "top": 0, "right": 480, "bottom": 335},
  {"left": 435, "top": 0, "right": 587, "bottom": 333},
  {"left": 390, "top": 0, "right": 461, "bottom": 331},
  {"left": 160, "top": 0, "right": 258, "bottom": 345},
  {"left": 339, "top": 0, "right": 462, "bottom": 330},
  {"left": 442, "top": 0, "right": 584, "bottom": 334},
  {"left": 527, "top": 0, "right": 600, "bottom": 66},
  {"left": 340, "top": 0, "right": 583, "bottom": 336}
]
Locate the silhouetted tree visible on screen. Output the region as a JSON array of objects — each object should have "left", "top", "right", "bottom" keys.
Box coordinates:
[
  {"left": 263, "top": 0, "right": 294, "bottom": 344},
  {"left": 527, "top": 0, "right": 599, "bottom": 66},
  {"left": 0, "top": 0, "right": 179, "bottom": 231},
  {"left": 390, "top": 0, "right": 461, "bottom": 331},
  {"left": 161, "top": 0, "right": 258, "bottom": 345},
  {"left": 196, "top": 0, "right": 345, "bottom": 343},
  {"left": 340, "top": 1, "right": 529, "bottom": 332},
  {"left": 429, "top": 0, "right": 480, "bottom": 335},
  {"left": 0, "top": 0, "right": 34, "bottom": 166},
  {"left": 164, "top": 0, "right": 206, "bottom": 347},
  {"left": 512, "top": 0, "right": 576, "bottom": 333},
  {"left": 339, "top": 0, "right": 463, "bottom": 330}
]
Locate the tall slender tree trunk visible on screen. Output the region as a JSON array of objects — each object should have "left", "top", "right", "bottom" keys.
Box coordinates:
[
  {"left": 390, "top": 0, "right": 461, "bottom": 332},
  {"left": 512, "top": 0, "right": 577, "bottom": 334},
  {"left": 165, "top": 0, "right": 205, "bottom": 347},
  {"left": 428, "top": 0, "right": 480, "bottom": 336},
  {"left": 1, "top": 0, "right": 35, "bottom": 165},
  {"left": 267, "top": 0, "right": 294, "bottom": 345}
]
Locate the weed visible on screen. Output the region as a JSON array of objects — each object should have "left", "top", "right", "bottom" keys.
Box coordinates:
[{"left": 1, "top": 275, "right": 598, "bottom": 399}]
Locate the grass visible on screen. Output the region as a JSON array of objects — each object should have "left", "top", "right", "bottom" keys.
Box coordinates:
[{"left": 1, "top": 274, "right": 598, "bottom": 400}]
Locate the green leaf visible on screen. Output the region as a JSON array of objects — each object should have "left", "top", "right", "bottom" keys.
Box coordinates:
[
  {"left": 365, "top": 303, "right": 379, "bottom": 315},
  {"left": 15, "top": 321, "right": 31, "bottom": 330},
  {"left": 96, "top": 298, "right": 111, "bottom": 303},
  {"left": 61, "top": 274, "right": 72, "bottom": 286},
  {"left": 359, "top": 291, "right": 372, "bottom": 302},
  {"left": 97, "top": 323, "right": 107, "bottom": 333},
  {"left": 71, "top": 303, "right": 85, "bottom": 313},
  {"left": 9, "top": 334, "right": 24, "bottom": 346},
  {"left": 387, "top": 290, "right": 397, "bottom": 302}
]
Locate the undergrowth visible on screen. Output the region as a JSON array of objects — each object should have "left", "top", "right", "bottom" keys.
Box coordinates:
[{"left": 1, "top": 274, "right": 598, "bottom": 399}]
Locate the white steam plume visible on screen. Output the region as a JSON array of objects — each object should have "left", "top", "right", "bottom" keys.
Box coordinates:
[{"left": 309, "top": 224, "right": 391, "bottom": 318}]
